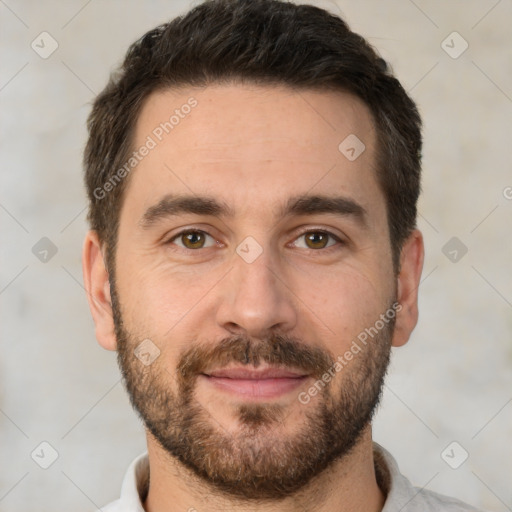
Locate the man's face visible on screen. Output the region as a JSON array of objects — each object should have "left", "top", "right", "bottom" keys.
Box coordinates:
[{"left": 111, "top": 84, "right": 398, "bottom": 498}]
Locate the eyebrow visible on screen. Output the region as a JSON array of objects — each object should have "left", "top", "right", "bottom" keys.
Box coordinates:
[{"left": 139, "top": 193, "right": 367, "bottom": 229}]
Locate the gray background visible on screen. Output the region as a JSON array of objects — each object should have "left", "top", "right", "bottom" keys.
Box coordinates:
[{"left": 1, "top": 0, "right": 511, "bottom": 510}]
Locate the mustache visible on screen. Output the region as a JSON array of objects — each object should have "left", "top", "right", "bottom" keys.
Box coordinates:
[{"left": 177, "top": 333, "right": 334, "bottom": 383}]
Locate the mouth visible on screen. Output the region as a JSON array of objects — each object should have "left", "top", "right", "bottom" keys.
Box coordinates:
[{"left": 199, "top": 365, "right": 310, "bottom": 399}]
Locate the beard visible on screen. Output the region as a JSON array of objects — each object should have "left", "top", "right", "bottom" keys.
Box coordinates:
[{"left": 111, "top": 282, "right": 394, "bottom": 501}]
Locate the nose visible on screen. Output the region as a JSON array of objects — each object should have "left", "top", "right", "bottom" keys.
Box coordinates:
[{"left": 214, "top": 246, "right": 298, "bottom": 339}]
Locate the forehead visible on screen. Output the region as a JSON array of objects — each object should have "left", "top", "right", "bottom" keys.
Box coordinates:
[
  {"left": 136, "top": 83, "right": 375, "bottom": 156},
  {"left": 124, "top": 83, "right": 382, "bottom": 223}
]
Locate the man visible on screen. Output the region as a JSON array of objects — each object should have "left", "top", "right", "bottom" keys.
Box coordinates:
[{"left": 82, "top": 0, "right": 486, "bottom": 510}]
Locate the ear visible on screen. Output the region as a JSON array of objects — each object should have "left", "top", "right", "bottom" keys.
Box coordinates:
[
  {"left": 391, "top": 229, "right": 424, "bottom": 348},
  {"left": 82, "top": 231, "right": 117, "bottom": 351}
]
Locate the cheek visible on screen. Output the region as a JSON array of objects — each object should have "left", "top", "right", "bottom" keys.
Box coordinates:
[
  {"left": 292, "top": 261, "right": 392, "bottom": 351},
  {"left": 114, "top": 257, "right": 220, "bottom": 341}
]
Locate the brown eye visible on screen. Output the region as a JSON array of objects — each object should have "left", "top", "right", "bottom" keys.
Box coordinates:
[
  {"left": 293, "top": 231, "right": 340, "bottom": 250},
  {"left": 304, "top": 232, "right": 330, "bottom": 249},
  {"left": 182, "top": 231, "right": 205, "bottom": 249},
  {"left": 170, "top": 230, "right": 216, "bottom": 250}
]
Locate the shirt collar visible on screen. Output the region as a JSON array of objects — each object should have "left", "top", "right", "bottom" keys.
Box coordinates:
[
  {"left": 116, "top": 442, "right": 415, "bottom": 510},
  {"left": 117, "top": 451, "right": 149, "bottom": 511},
  {"left": 374, "top": 442, "right": 436, "bottom": 511}
]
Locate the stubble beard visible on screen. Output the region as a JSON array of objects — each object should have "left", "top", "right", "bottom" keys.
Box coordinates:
[{"left": 112, "top": 282, "right": 393, "bottom": 501}]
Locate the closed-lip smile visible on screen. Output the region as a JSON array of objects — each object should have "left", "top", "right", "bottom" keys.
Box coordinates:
[{"left": 200, "top": 365, "right": 309, "bottom": 399}]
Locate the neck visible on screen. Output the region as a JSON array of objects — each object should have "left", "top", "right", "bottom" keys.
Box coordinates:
[{"left": 142, "top": 426, "right": 386, "bottom": 512}]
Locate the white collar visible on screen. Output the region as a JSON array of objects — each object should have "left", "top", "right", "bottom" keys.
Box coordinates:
[{"left": 105, "top": 442, "right": 480, "bottom": 511}]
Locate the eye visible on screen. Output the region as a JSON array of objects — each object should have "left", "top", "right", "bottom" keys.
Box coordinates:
[
  {"left": 166, "top": 229, "right": 343, "bottom": 252},
  {"left": 168, "top": 230, "right": 217, "bottom": 250},
  {"left": 292, "top": 230, "right": 341, "bottom": 250}
]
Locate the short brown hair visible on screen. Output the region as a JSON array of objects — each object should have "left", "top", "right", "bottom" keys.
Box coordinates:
[{"left": 84, "top": 0, "right": 422, "bottom": 272}]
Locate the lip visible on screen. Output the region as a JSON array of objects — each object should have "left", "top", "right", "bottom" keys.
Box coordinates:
[
  {"left": 200, "top": 365, "right": 309, "bottom": 399},
  {"left": 206, "top": 367, "right": 306, "bottom": 379}
]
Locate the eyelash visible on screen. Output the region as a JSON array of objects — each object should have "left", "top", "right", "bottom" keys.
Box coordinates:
[{"left": 165, "top": 228, "right": 345, "bottom": 253}]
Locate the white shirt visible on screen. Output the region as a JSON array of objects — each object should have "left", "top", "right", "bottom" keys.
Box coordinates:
[{"left": 101, "top": 442, "right": 485, "bottom": 511}]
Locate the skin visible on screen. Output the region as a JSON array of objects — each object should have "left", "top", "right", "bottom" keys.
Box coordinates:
[{"left": 83, "top": 83, "right": 424, "bottom": 512}]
